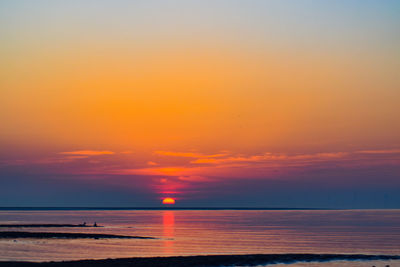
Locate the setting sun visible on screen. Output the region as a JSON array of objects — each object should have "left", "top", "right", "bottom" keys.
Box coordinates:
[{"left": 162, "top": 198, "right": 176, "bottom": 205}]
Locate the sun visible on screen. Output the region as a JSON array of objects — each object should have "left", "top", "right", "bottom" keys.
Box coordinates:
[{"left": 162, "top": 197, "right": 176, "bottom": 205}]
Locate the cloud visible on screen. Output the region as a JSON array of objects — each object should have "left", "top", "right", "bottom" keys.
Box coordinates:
[
  {"left": 59, "top": 150, "right": 115, "bottom": 156},
  {"left": 155, "top": 151, "right": 227, "bottom": 158},
  {"left": 64, "top": 155, "right": 89, "bottom": 160},
  {"left": 114, "top": 167, "right": 193, "bottom": 176},
  {"left": 190, "top": 152, "right": 348, "bottom": 165},
  {"left": 178, "top": 176, "right": 213, "bottom": 182},
  {"left": 91, "top": 148, "right": 399, "bottom": 183},
  {"left": 356, "top": 149, "right": 400, "bottom": 154},
  {"left": 14, "top": 148, "right": 397, "bottom": 186}
]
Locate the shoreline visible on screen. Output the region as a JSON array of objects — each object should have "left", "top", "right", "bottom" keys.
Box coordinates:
[
  {"left": 0, "top": 254, "right": 399, "bottom": 267},
  {"left": 0, "top": 231, "right": 154, "bottom": 239},
  {"left": 0, "top": 224, "right": 101, "bottom": 228}
]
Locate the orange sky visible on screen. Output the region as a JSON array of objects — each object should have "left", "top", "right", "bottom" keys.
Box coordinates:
[
  {"left": 0, "top": 1, "right": 399, "bottom": 207},
  {"left": 2, "top": 40, "right": 399, "bottom": 153}
]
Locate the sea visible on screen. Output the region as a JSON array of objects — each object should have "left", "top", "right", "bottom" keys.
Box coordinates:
[{"left": 0, "top": 208, "right": 399, "bottom": 266}]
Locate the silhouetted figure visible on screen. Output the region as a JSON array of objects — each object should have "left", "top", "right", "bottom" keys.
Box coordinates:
[
  {"left": 83, "top": 222, "right": 86, "bottom": 226},
  {"left": 94, "top": 222, "right": 97, "bottom": 227}
]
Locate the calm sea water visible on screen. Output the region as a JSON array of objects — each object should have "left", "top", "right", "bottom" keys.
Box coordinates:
[{"left": 0, "top": 209, "right": 399, "bottom": 266}]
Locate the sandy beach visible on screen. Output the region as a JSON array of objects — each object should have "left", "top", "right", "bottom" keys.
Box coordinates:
[{"left": 0, "top": 254, "right": 399, "bottom": 267}]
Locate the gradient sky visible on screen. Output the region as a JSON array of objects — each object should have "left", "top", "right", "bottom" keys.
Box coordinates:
[{"left": 1, "top": 0, "right": 399, "bottom": 208}]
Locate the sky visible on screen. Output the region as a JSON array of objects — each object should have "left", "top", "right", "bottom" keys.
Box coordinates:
[{"left": 1, "top": 0, "right": 399, "bottom": 208}]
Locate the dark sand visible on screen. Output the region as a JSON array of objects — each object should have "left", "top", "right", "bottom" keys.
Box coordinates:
[
  {"left": 0, "top": 224, "right": 101, "bottom": 228},
  {"left": 0, "top": 231, "right": 154, "bottom": 239},
  {"left": 0, "top": 254, "right": 399, "bottom": 267}
]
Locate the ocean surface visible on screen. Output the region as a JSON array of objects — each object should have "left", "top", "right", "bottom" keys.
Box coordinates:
[{"left": 0, "top": 209, "right": 399, "bottom": 266}]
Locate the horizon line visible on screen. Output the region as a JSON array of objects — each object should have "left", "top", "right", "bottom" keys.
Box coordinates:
[{"left": 0, "top": 207, "right": 398, "bottom": 211}]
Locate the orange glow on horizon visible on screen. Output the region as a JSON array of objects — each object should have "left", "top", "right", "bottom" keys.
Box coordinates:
[{"left": 162, "top": 197, "right": 176, "bottom": 205}]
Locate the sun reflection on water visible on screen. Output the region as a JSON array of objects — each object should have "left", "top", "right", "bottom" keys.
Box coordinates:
[{"left": 162, "top": 211, "right": 175, "bottom": 254}]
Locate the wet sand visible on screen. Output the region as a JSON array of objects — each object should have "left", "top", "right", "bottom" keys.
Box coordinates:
[
  {"left": 0, "top": 224, "right": 101, "bottom": 228},
  {"left": 0, "top": 231, "right": 154, "bottom": 239},
  {"left": 0, "top": 254, "right": 399, "bottom": 267}
]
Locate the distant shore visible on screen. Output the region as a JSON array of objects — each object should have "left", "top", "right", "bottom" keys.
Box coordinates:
[
  {"left": 0, "top": 231, "right": 154, "bottom": 239},
  {"left": 0, "top": 254, "right": 399, "bottom": 267},
  {"left": 0, "top": 224, "right": 101, "bottom": 228}
]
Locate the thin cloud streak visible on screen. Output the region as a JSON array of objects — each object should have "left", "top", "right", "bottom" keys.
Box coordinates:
[
  {"left": 356, "top": 149, "right": 400, "bottom": 154},
  {"left": 155, "top": 151, "right": 227, "bottom": 158},
  {"left": 59, "top": 150, "right": 115, "bottom": 156},
  {"left": 190, "top": 152, "right": 349, "bottom": 164}
]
